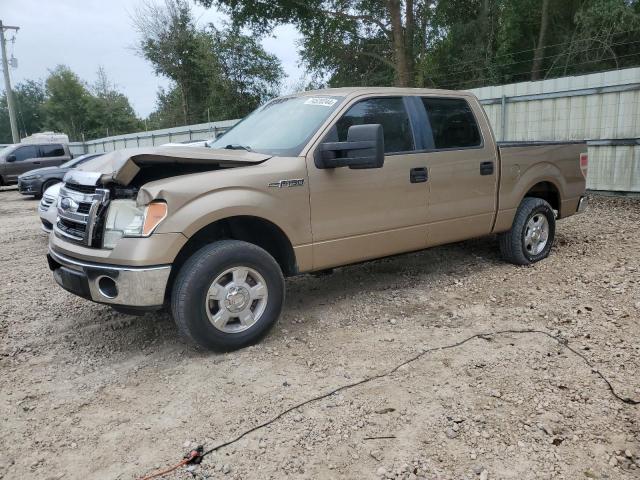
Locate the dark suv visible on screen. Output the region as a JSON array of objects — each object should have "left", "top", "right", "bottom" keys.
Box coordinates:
[{"left": 0, "top": 143, "right": 72, "bottom": 188}]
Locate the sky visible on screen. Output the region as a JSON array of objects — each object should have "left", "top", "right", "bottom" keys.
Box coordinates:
[{"left": 2, "top": 0, "right": 305, "bottom": 117}]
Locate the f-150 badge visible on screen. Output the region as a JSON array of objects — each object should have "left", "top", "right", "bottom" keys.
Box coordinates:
[{"left": 268, "top": 179, "right": 305, "bottom": 188}]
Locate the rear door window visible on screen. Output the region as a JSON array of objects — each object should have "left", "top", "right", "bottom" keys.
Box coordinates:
[
  {"left": 335, "top": 97, "right": 414, "bottom": 154},
  {"left": 13, "top": 145, "right": 39, "bottom": 161},
  {"left": 421, "top": 97, "right": 481, "bottom": 149},
  {"left": 40, "top": 144, "right": 66, "bottom": 157}
]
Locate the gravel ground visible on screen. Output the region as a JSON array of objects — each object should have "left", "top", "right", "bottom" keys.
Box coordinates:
[{"left": 0, "top": 187, "right": 638, "bottom": 480}]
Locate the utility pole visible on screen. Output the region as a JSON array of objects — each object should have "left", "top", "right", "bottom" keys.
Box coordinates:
[{"left": 0, "top": 20, "right": 20, "bottom": 143}]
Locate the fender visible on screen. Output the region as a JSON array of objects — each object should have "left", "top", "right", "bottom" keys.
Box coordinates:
[
  {"left": 493, "top": 161, "right": 565, "bottom": 233},
  {"left": 156, "top": 186, "right": 310, "bottom": 247}
]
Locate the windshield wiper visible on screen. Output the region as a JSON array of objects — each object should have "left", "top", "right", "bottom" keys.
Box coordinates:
[{"left": 224, "top": 144, "right": 252, "bottom": 151}]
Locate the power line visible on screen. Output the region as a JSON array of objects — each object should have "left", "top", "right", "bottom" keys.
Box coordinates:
[
  {"left": 434, "top": 26, "right": 640, "bottom": 70},
  {"left": 443, "top": 51, "right": 640, "bottom": 90},
  {"left": 425, "top": 36, "right": 640, "bottom": 83}
]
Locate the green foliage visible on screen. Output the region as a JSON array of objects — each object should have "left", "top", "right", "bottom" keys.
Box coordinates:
[
  {"left": 0, "top": 80, "right": 47, "bottom": 143},
  {"left": 134, "top": 0, "right": 284, "bottom": 128},
  {"left": 43, "top": 65, "right": 95, "bottom": 141},
  {"left": 202, "top": 0, "right": 640, "bottom": 89},
  {"left": 0, "top": 66, "right": 141, "bottom": 143},
  {"left": 88, "top": 67, "right": 142, "bottom": 138}
]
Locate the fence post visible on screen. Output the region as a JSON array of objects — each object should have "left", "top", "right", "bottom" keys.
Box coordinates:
[{"left": 500, "top": 95, "right": 507, "bottom": 141}]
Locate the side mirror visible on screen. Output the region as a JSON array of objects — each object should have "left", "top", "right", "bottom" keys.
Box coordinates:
[
  {"left": 315, "top": 124, "right": 384, "bottom": 169},
  {"left": 6, "top": 154, "right": 16, "bottom": 163}
]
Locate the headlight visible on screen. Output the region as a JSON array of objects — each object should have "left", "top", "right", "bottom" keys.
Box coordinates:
[
  {"left": 102, "top": 200, "right": 168, "bottom": 249},
  {"left": 22, "top": 174, "right": 41, "bottom": 180}
]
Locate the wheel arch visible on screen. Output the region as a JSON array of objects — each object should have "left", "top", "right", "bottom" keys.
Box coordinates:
[
  {"left": 523, "top": 180, "right": 561, "bottom": 213},
  {"left": 166, "top": 215, "right": 297, "bottom": 302}
]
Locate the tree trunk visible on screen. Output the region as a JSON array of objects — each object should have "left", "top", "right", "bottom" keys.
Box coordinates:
[
  {"left": 405, "top": 0, "right": 415, "bottom": 85},
  {"left": 388, "top": 0, "right": 410, "bottom": 87},
  {"left": 531, "top": 0, "right": 550, "bottom": 81}
]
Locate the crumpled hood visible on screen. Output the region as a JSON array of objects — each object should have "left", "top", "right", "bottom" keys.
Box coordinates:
[{"left": 73, "top": 146, "right": 272, "bottom": 186}]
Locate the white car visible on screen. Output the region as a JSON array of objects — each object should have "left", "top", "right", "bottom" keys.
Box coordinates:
[{"left": 38, "top": 181, "right": 61, "bottom": 233}]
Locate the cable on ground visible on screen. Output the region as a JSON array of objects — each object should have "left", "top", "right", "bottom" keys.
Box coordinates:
[{"left": 138, "top": 328, "right": 639, "bottom": 479}]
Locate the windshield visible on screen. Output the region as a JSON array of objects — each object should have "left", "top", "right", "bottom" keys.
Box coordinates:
[
  {"left": 60, "top": 153, "right": 98, "bottom": 168},
  {"left": 208, "top": 95, "right": 343, "bottom": 156}
]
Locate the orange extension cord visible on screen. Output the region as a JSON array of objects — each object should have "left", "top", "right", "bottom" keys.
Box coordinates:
[{"left": 138, "top": 449, "right": 201, "bottom": 480}]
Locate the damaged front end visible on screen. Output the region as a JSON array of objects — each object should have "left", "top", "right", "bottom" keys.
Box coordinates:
[{"left": 54, "top": 146, "right": 270, "bottom": 249}]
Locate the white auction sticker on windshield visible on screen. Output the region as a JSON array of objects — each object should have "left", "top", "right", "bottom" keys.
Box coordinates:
[{"left": 304, "top": 97, "right": 337, "bottom": 107}]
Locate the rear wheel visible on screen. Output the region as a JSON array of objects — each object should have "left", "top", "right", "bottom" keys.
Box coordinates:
[
  {"left": 499, "top": 197, "right": 555, "bottom": 265},
  {"left": 171, "top": 240, "right": 285, "bottom": 351}
]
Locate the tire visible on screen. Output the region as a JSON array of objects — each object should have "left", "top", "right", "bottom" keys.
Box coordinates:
[
  {"left": 499, "top": 197, "right": 556, "bottom": 265},
  {"left": 39, "top": 179, "right": 60, "bottom": 198},
  {"left": 171, "top": 240, "right": 285, "bottom": 351}
]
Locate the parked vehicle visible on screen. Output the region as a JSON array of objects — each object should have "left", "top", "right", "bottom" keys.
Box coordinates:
[
  {"left": 47, "top": 87, "right": 588, "bottom": 351},
  {"left": 18, "top": 153, "right": 102, "bottom": 198},
  {"left": 0, "top": 143, "right": 72, "bottom": 186},
  {"left": 21, "top": 132, "right": 69, "bottom": 145},
  {"left": 38, "top": 182, "right": 62, "bottom": 233}
]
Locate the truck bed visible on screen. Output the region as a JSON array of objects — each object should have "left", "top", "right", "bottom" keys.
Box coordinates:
[{"left": 493, "top": 140, "right": 587, "bottom": 232}]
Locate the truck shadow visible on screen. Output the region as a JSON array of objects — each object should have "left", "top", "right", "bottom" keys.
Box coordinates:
[
  {"left": 285, "top": 234, "right": 502, "bottom": 308},
  {"left": 89, "top": 235, "right": 503, "bottom": 355}
]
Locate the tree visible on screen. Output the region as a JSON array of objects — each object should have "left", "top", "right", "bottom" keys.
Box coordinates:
[
  {"left": 89, "top": 67, "right": 141, "bottom": 137},
  {"left": 133, "top": 0, "right": 220, "bottom": 125},
  {"left": 0, "top": 80, "right": 47, "bottom": 143},
  {"left": 135, "top": 0, "right": 284, "bottom": 127},
  {"left": 43, "top": 65, "right": 94, "bottom": 141},
  {"left": 203, "top": 0, "right": 640, "bottom": 90},
  {"left": 206, "top": 25, "right": 284, "bottom": 118},
  {"left": 198, "top": 0, "right": 426, "bottom": 87},
  {"left": 531, "top": 0, "right": 550, "bottom": 80}
]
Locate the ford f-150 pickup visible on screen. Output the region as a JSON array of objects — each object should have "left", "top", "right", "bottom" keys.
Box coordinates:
[{"left": 47, "top": 87, "right": 588, "bottom": 351}]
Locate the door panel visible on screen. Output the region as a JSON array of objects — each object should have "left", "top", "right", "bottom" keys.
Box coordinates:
[
  {"left": 306, "top": 96, "right": 429, "bottom": 270},
  {"left": 417, "top": 96, "right": 499, "bottom": 246},
  {"left": 5, "top": 145, "right": 40, "bottom": 182},
  {"left": 39, "top": 144, "right": 68, "bottom": 168}
]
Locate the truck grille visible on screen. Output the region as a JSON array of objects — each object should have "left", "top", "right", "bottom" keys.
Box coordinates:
[
  {"left": 54, "top": 182, "right": 109, "bottom": 246},
  {"left": 39, "top": 194, "right": 56, "bottom": 212},
  {"left": 57, "top": 217, "right": 86, "bottom": 240}
]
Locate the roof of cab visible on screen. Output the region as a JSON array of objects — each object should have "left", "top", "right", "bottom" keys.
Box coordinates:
[{"left": 296, "top": 86, "right": 475, "bottom": 98}]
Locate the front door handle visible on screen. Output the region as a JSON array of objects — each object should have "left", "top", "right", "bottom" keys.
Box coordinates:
[
  {"left": 32, "top": 161, "right": 41, "bottom": 165},
  {"left": 480, "top": 161, "right": 494, "bottom": 175},
  {"left": 410, "top": 167, "right": 428, "bottom": 183}
]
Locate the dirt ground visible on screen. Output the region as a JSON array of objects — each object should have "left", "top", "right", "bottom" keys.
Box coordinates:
[{"left": 0, "top": 187, "right": 638, "bottom": 480}]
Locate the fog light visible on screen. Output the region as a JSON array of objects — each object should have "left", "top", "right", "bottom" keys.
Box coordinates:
[{"left": 97, "top": 276, "right": 118, "bottom": 299}]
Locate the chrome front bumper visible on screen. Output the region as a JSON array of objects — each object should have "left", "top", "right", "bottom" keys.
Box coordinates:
[
  {"left": 47, "top": 248, "right": 171, "bottom": 308},
  {"left": 576, "top": 196, "right": 588, "bottom": 214}
]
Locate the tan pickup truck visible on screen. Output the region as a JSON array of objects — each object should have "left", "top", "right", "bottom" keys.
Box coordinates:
[{"left": 47, "top": 87, "right": 588, "bottom": 351}]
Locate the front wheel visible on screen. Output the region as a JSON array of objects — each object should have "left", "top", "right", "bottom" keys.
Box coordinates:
[
  {"left": 499, "top": 197, "right": 556, "bottom": 265},
  {"left": 40, "top": 179, "right": 60, "bottom": 198},
  {"left": 171, "top": 240, "right": 285, "bottom": 351}
]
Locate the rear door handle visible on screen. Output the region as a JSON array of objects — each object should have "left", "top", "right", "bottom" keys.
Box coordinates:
[
  {"left": 480, "top": 161, "right": 494, "bottom": 175},
  {"left": 410, "top": 167, "right": 428, "bottom": 183}
]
